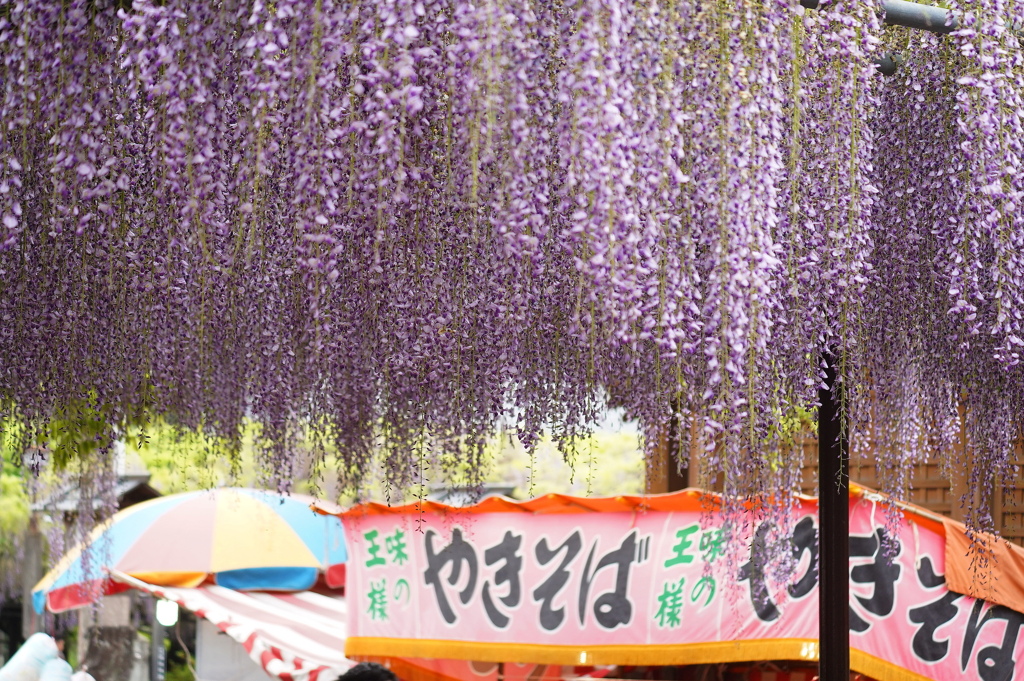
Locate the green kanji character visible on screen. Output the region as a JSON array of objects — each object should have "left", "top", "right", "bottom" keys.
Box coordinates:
[
  {"left": 386, "top": 528, "right": 409, "bottom": 566},
  {"left": 664, "top": 524, "right": 699, "bottom": 567},
  {"left": 700, "top": 528, "right": 725, "bottom": 563},
  {"left": 655, "top": 578, "right": 686, "bottom": 628},
  {"left": 691, "top": 575, "right": 716, "bottom": 607},
  {"left": 393, "top": 578, "right": 411, "bottom": 603},
  {"left": 367, "top": 579, "right": 388, "bottom": 621},
  {"left": 364, "top": 529, "right": 386, "bottom": 567}
]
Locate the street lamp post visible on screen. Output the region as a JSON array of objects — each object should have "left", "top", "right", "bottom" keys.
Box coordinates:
[{"left": 817, "top": 359, "right": 850, "bottom": 680}]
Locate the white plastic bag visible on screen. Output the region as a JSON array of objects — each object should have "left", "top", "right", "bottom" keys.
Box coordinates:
[
  {"left": 37, "top": 660, "right": 71, "bottom": 681},
  {"left": 0, "top": 634, "right": 60, "bottom": 681}
]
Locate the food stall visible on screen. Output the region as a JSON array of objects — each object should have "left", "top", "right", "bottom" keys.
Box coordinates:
[{"left": 317, "top": 485, "right": 1024, "bottom": 681}]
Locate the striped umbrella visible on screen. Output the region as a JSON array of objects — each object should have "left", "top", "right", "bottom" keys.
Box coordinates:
[{"left": 33, "top": 488, "right": 347, "bottom": 613}]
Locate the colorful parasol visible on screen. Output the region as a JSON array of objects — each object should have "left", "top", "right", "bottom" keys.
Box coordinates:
[{"left": 34, "top": 488, "right": 347, "bottom": 613}]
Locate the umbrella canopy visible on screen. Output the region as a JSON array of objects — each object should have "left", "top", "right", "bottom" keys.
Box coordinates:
[{"left": 34, "top": 488, "right": 347, "bottom": 613}]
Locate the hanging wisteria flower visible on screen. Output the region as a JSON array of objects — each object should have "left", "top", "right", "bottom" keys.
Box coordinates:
[{"left": 1, "top": 0, "right": 1023, "bottom": 550}]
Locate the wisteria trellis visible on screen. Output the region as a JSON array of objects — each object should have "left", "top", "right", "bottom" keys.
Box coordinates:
[{"left": 1, "top": 0, "right": 1023, "bottom": 535}]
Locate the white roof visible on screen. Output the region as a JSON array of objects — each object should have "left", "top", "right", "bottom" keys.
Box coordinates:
[{"left": 112, "top": 572, "right": 352, "bottom": 681}]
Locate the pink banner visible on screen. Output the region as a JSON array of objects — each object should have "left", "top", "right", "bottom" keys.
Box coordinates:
[{"left": 342, "top": 498, "right": 1024, "bottom": 681}]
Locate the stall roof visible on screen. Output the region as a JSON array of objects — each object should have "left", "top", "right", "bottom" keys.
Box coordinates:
[
  {"left": 112, "top": 572, "right": 611, "bottom": 681},
  {"left": 112, "top": 572, "right": 352, "bottom": 681},
  {"left": 313, "top": 484, "right": 1024, "bottom": 617},
  {"left": 313, "top": 487, "right": 721, "bottom": 518}
]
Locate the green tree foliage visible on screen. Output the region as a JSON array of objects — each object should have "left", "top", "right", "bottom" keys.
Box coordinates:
[
  {"left": 124, "top": 419, "right": 259, "bottom": 493},
  {"left": 492, "top": 430, "right": 645, "bottom": 498},
  {"left": 373, "top": 427, "right": 647, "bottom": 504},
  {"left": 1, "top": 423, "right": 29, "bottom": 545},
  {"left": 0, "top": 425, "right": 30, "bottom": 599},
  {"left": 0, "top": 471, "right": 28, "bottom": 547}
]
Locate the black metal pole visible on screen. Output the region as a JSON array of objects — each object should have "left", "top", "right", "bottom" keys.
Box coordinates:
[
  {"left": 882, "top": 0, "right": 959, "bottom": 32},
  {"left": 151, "top": 603, "right": 166, "bottom": 681},
  {"left": 800, "top": 0, "right": 958, "bottom": 33},
  {"left": 818, "top": 356, "right": 849, "bottom": 681}
]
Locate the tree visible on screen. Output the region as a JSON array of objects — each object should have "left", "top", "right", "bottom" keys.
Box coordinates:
[
  {"left": 491, "top": 430, "right": 645, "bottom": 499},
  {"left": 0, "top": 463, "right": 29, "bottom": 602}
]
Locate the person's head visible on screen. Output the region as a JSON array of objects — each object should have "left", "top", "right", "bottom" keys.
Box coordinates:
[{"left": 336, "top": 662, "right": 398, "bottom": 681}]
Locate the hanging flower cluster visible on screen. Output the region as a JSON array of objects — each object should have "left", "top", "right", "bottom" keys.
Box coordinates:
[
  {"left": 1, "top": 0, "right": 1023, "bottom": 531},
  {"left": 864, "top": 0, "right": 1024, "bottom": 533}
]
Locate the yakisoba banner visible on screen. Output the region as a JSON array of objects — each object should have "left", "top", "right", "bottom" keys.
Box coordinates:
[{"left": 330, "top": 489, "right": 1024, "bottom": 681}]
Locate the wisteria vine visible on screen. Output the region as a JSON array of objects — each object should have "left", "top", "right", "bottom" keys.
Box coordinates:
[{"left": 1, "top": 0, "right": 1023, "bottom": 539}]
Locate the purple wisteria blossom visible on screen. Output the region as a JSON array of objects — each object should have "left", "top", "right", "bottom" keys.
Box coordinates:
[{"left": 1, "top": 0, "right": 1022, "bottom": 542}]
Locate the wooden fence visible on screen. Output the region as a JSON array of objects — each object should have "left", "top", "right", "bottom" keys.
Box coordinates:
[{"left": 648, "top": 433, "right": 1024, "bottom": 546}]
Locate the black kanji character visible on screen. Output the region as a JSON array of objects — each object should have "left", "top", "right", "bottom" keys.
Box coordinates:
[
  {"left": 787, "top": 516, "right": 818, "bottom": 600},
  {"left": 423, "top": 528, "right": 478, "bottom": 624},
  {"left": 961, "top": 600, "right": 1024, "bottom": 681},
  {"left": 849, "top": 528, "right": 901, "bottom": 633},
  {"left": 739, "top": 521, "right": 780, "bottom": 622},
  {"left": 481, "top": 531, "right": 523, "bottom": 629},
  {"left": 908, "top": 556, "right": 960, "bottom": 663},
  {"left": 532, "top": 531, "right": 582, "bottom": 632},
  {"left": 578, "top": 531, "right": 637, "bottom": 630}
]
